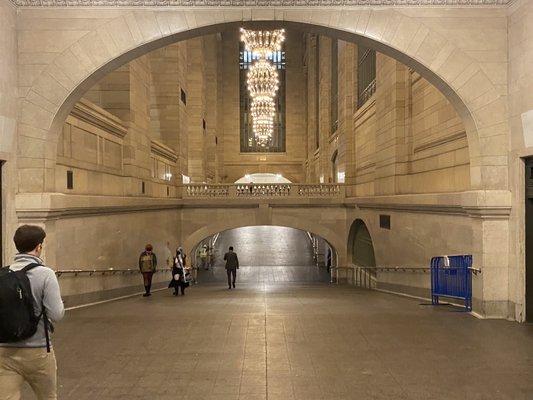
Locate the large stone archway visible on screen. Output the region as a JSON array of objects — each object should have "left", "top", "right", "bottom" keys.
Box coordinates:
[
  {"left": 180, "top": 205, "right": 348, "bottom": 266},
  {"left": 17, "top": 7, "right": 508, "bottom": 194}
]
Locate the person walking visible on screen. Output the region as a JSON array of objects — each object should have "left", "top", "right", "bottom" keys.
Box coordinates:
[
  {"left": 0, "top": 225, "right": 65, "bottom": 400},
  {"left": 223, "top": 246, "right": 239, "bottom": 290},
  {"left": 326, "top": 248, "right": 332, "bottom": 273},
  {"left": 139, "top": 244, "right": 157, "bottom": 297},
  {"left": 170, "top": 248, "right": 189, "bottom": 296},
  {"left": 199, "top": 244, "right": 208, "bottom": 270},
  {"left": 207, "top": 245, "right": 215, "bottom": 269}
]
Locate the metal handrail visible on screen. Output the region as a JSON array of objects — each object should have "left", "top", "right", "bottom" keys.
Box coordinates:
[
  {"left": 330, "top": 265, "right": 431, "bottom": 286},
  {"left": 330, "top": 264, "right": 481, "bottom": 288},
  {"left": 56, "top": 268, "right": 172, "bottom": 277}
]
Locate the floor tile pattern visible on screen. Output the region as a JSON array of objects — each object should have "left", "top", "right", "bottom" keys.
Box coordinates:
[{"left": 23, "top": 284, "right": 533, "bottom": 399}]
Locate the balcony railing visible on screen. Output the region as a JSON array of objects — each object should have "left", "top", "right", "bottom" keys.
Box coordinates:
[{"left": 182, "top": 183, "right": 344, "bottom": 199}]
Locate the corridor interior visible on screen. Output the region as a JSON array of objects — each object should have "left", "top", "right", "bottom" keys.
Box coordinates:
[
  {"left": 196, "top": 226, "right": 331, "bottom": 284},
  {"left": 4, "top": 2, "right": 533, "bottom": 398}
]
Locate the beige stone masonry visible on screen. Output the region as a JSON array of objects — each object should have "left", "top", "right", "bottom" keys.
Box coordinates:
[{"left": 15, "top": 7, "right": 509, "bottom": 192}]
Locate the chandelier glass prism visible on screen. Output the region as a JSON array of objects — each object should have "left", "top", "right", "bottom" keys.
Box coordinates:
[{"left": 240, "top": 28, "right": 285, "bottom": 147}]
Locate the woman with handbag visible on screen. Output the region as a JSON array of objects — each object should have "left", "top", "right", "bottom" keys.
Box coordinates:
[{"left": 169, "top": 248, "right": 189, "bottom": 296}]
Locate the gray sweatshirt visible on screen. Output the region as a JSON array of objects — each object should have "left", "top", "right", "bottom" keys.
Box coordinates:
[{"left": 0, "top": 254, "right": 65, "bottom": 348}]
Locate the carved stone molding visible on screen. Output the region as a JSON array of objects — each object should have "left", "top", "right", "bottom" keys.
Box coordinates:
[
  {"left": 10, "top": 0, "right": 510, "bottom": 8},
  {"left": 70, "top": 99, "right": 128, "bottom": 139},
  {"left": 151, "top": 140, "right": 179, "bottom": 163}
]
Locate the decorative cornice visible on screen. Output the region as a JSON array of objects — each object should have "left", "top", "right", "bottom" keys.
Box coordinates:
[
  {"left": 10, "top": 0, "right": 510, "bottom": 8},
  {"left": 150, "top": 140, "right": 178, "bottom": 163},
  {"left": 16, "top": 204, "right": 181, "bottom": 221},
  {"left": 355, "top": 202, "right": 511, "bottom": 219},
  {"left": 413, "top": 130, "right": 466, "bottom": 153},
  {"left": 70, "top": 99, "right": 127, "bottom": 139}
]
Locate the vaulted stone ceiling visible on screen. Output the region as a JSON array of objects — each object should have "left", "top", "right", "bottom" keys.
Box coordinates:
[{"left": 9, "top": 0, "right": 511, "bottom": 7}]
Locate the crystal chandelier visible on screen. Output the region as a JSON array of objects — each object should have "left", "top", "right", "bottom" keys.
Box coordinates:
[
  {"left": 240, "top": 29, "right": 285, "bottom": 58},
  {"left": 241, "top": 28, "right": 285, "bottom": 147}
]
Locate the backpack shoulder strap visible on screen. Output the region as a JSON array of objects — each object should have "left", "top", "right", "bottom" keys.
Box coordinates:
[{"left": 21, "top": 263, "right": 43, "bottom": 273}]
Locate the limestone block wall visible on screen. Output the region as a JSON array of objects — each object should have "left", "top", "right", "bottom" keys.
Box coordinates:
[
  {"left": 374, "top": 53, "right": 407, "bottom": 195},
  {"left": 305, "top": 40, "right": 470, "bottom": 196},
  {"left": 408, "top": 70, "right": 470, "bottom": 193},
  {"left": 186, "top": 37, "right": 207, "bottom": 183},
  {"left": 352, "top": 99, "right": 376, "bottom": 196},
  {"left": 177, "top": 42, "right": 189, "bottom": 178},
  {"left": 85, "top": 65, "right": 131, "bottom": 122},
  {"left": 204, "top": 34, "right": 222, "bottom": 183},
  {"left": 347, "top": 205, "right": 474, "bottom": 299},
  {"left": 284, "top": 30, "right": 308, "bottom": 170},
  {"left": 0, "top": 0, "right": 17, "bottom": 264},
  {"left": 56, "top": 99, "right": 126, "bottom": 195},
  {"left": 508, "top": 0, "right": 533, "bottom": 320},
  {"left": 48, "top": 208, "right": 180, "bottom": 306},
  {"left": 58, "top": 35, "right": 226, "bottom": 193},
  {"left": 304, "top": 34, "right": 319, "bottom": 183},
  {"left": 318, "top": 36, "right": 333, "bottom": 181},
  {"left": 147, "top": 43, "right": 181, "bottom": 149}
]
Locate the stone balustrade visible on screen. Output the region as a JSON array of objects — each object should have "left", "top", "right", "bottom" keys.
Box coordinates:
[{"left": 182, "top": 183, "right": 344, "bottom": 199}]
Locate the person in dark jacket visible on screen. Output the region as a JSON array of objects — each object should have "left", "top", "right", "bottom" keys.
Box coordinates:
[
  {"left": 223, "top": 246, "right": 239, "bottom": 290},
  {"left": 169, "top": 248, "right": 188, "bottom": 296},
  {"left": 139, "top": 244, "right": 157, "bottom": 297}
]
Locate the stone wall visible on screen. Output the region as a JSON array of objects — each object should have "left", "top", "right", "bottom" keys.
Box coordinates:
[
  {"left": 508, "top": 0, "right": 533, "bottom": 321},
  {"left": 0, "top": 0, "right": 18, "bottom": 264},
  {"left": 408, "top": 70, "right": 470, "bottom": 193},
  {"left": 186, "top": 37, "right": 207, "bottom": 183},
  {"left": 347, "top": 205, "right": 474, "bottom": 299},
  {"left": 51, "top": 207, "right": 180, "bottom": 307},
  {"left": 305, "top": 38, "right": 470, "bottom": 195}
]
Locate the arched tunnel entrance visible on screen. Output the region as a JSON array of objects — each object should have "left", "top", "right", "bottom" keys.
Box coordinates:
[
  {"left": 191, "top": 226, "right": 334, "bottom": 284},
  {"left": 348, "top": 219, "right": 376, "bottom": 270}
]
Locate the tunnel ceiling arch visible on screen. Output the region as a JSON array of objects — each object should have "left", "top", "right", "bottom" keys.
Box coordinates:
[
  {"left": 18, "top": 9, "right": 508, "bottom": 192},
  {"left": 190, "top": 224, "right": 337, "bottom": 257}
]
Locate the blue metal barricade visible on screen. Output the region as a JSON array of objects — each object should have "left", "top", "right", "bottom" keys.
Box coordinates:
[{"left": 430, "top": 255, "right": 473, "bottom": 311}]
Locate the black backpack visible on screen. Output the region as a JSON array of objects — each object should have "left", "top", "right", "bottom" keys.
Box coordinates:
[{"left": 0, "top": 263, "right": 46, "bottom": 345}]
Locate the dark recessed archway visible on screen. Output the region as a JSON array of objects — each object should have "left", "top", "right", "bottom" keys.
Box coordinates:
[{"left": 348, "top": 219, "right": 376, "bottom": 269}]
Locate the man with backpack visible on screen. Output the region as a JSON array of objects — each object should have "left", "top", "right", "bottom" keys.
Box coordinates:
[{"left": 0, "top": 225, "right": 65, "bottom": 400}]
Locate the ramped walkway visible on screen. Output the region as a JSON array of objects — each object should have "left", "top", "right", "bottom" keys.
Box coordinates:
[{"left": 24, "top": 284, "right": 533, "bottom": 400}]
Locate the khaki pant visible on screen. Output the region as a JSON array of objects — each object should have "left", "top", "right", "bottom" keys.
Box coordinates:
[{"left": 0, "top": 347, "right": 57, "bottom": 400}]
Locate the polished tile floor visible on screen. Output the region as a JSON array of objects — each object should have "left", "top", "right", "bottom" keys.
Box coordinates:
[{"left": 24, "top": 283, "right": 533, "bottom": 400}]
